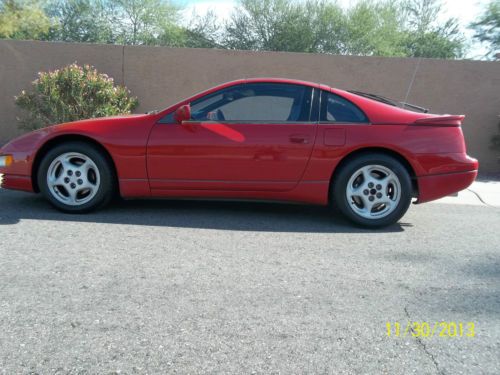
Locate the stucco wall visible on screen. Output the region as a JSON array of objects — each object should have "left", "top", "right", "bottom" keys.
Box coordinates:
[{"left": 1, "top": 39, "right": 499, "bottom": 172}]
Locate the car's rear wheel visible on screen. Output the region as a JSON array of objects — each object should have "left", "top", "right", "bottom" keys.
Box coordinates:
[
  {"left": 38, "top": 142, "right": 115, "bottom": 213},
  {"left": 332, "top": 153, "right": 412, "bottom": 228}
]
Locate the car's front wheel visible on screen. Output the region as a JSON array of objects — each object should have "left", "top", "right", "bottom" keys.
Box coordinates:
[
  {"left": 38, "top": 142, "right": 115, "bottom": 213},
  {"left": 332, "top": 153, "right": 412, "bottom": 228}
]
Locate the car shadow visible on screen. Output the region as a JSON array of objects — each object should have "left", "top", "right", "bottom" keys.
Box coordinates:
[{"left": 0, "top": 190, "right": 410, "bottom": 233}]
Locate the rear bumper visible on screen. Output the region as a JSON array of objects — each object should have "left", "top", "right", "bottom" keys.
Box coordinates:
[
  {"left": 414, "top": 153, "right": 479, "bottom": 175},
  {"left": 416, "top": 169, "right": 478, "bottom": 204}
]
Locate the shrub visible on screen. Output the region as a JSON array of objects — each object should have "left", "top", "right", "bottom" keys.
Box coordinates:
[
  {"left": 492, "top": 117, "right": 500, "bottom": 151},
  {"left": 15, "top": 63, "right": 139, "bottom": 130}
]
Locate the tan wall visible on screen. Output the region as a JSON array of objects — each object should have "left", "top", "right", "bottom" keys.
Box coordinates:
[{"left": 1, "top": 39, "right": 499, "bottom": 173}]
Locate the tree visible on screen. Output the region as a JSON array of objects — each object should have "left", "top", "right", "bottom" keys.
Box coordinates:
[
  {"left": 223, "top": 0, "right": 350, "bottom": 53},
  {"left": 46, "top": 0, "right": 115, "bottom": 43},
  {"left": 112, "top": 0, "right": 181, "bottom": 45},
  {"left": 400, "top": 0, "right": 466, "bottom": 58},
  {"left": 0, "top": 0, "right": 52, "bottom": 40},
  {"left": 306, "top": 0, "right": 345, "bottom": 54},
  {"left": 222, "top": 0, "right": 466, "bottom": 58},
  {"left": 470, "top": 0, "right": 500, "bottom": 59},
  {"left": 223, "top": 0, "right": 307, "bottom": 51},
  {"left": 223, "top": 0, "right": 406, "bottom": 56},
  {"left": 342, "top": 0, "right": 406, "bottom": 56},
  {"left": 183, "top": 10, "right": 223, "bottom": 49},
  {"left": 45, "top": 0, "right": 183, "bottom": 46},
  {"left": 0, "top": 0, "right": 471, "bottom": 59}
]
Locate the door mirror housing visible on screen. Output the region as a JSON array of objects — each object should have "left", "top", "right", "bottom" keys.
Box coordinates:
[{"left": 174, "top": 104, "right": 191, "bottom": 124}]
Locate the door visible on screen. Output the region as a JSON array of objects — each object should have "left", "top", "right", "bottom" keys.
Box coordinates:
[{"left": 147, "top": 82, "right": 317, "bottom": 191}]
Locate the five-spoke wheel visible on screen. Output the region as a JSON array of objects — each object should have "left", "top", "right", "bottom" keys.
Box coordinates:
[
  {"left": 332, "top": 153, "right": 412, "bottom": 227},
  {"left": 47, "top": 152, "right": 101, "bottom": 206},
  {"left": 346, "top": 165, "right": 401, "bottom": 220},
  {"left": 38, "top": 142, "right": 115, "bottom": 213}
]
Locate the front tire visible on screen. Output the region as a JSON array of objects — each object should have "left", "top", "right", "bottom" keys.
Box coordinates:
[
  {"left": 332, "top": 153, "right": 412, "bottom": 228},
  {"left": 38, "top": 142, "right": 115, "bottom": 213}
]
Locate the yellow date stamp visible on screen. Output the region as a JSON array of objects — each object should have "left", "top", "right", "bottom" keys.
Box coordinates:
[{"left": 386, "top": 322, "right": 476, "bottom": 338}]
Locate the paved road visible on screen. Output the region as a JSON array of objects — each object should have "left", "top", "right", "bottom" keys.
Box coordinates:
[{"left": 0, "top": 189, "right": 499, "bottom": 374}]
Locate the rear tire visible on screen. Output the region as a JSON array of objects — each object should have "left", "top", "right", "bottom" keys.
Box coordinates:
[
  {"left": 332, "top": 153, "right": 412, "bottom": 228},
  {"left": 37, "top": 141, "right": 115, "bottom": 213}
]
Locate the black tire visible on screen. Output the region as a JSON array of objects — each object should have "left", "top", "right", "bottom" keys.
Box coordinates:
[
  {"left": 331, "top": 153, "right": 412, "bottom": 228},
  {"left": 37, "top": 141, "right": 116, "bottom": 213}
]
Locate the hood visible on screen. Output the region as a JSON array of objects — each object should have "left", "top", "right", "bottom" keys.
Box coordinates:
[{"left": 55, "top": 113, "right": 152, "bottom": 127}]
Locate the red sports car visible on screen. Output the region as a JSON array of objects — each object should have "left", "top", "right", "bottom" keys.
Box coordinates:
[{"left": 0, "top": 78, "right": 478, "bottom": 227}]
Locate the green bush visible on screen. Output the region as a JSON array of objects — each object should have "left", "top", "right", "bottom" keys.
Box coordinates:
[
  {"left": 15, "top": 63, "right": 139, "bottom": 130},
  {"left": 492, "top": 118, "right": 500, "bottom": 151}
]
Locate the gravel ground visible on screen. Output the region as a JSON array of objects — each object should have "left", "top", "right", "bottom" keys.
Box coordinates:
[{"left": 0, "top": 189, "right": 499, "bottom": 374}]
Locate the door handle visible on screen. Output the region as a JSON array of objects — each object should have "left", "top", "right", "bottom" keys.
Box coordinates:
[{"left": 289, "top": 134, "right": 309, "bottom": 144}]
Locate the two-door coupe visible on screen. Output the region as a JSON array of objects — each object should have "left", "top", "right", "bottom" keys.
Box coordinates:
[{"left": 0, "top": 78, "right": 478, "bottom": 227}]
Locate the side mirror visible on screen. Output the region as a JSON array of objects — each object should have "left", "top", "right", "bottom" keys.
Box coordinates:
[{"left": 174, "top": 104, "right": 191, "bottom": 124}]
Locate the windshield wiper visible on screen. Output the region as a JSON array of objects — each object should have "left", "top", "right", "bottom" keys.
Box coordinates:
[
  {"left": 400, "top": 102, "right": 429, "bottom": 113},
  {"left": 349, "top": 90, "right": 428, "bottom": 113},
  {"left": 349, "top": 91, "right": 399, "bottom": 107}
]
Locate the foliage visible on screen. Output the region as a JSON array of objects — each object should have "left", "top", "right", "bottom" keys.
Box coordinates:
[
  {"left": 222, "top": 0, "right": 465, "bottom": 58},
  {"left": 492, "top": 118, "right": 500, "bottom": 151},
  {"left": 470, "top": 0, "right": 500, "bottom": 59},
  {"left": 342, "top": 0, "right": 406, "bottom": 56},
  {"left": 223, "top": 0, "right": 401, "bottom": 55},
  {"left": 45, "top": 0, "right": 114, "bottom": 43},
  {"left": 400, "top": 0, "right": 465, "bottom": 58},
  {"left": 183, "top": 10, "right": 222, "bottom": 49},
  {"left": 15, "top": 63, "right": 138, "bottom": 130},
  {"left": 1, "top": 0, "right": 471, "bottom": 59},
  {"left": 223, "top": 0, "right": 316, "bottom": 52},
  {"left": 45, "top": 0, "right": 182, "bottom": 45},
  {"left": 0, "top": 0, "right": 52, "bottom": 39},
  {"left": 111, "top": 0, "right": 181, "bottom": 45},
  {"left": 401, "top": 27, "right": 465, "bottom": 59}
]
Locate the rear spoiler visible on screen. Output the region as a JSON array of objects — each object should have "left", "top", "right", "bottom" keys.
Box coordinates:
[{"left": 413, "top": 115, "right": 465, "bottom": 126}]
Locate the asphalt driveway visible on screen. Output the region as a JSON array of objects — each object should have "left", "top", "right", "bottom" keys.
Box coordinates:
[{"left": 0, "top": 188, "right": 499, "bottom": 374}]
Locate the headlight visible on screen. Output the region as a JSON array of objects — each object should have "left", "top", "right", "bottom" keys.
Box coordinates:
[{"left": 0, "top": 155, "right": 13, "bottom": 167}]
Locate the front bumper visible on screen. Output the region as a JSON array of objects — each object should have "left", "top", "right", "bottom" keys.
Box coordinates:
[
  {"left": 0, "top": 173, "right": 34, "bottom": 192},
  {"left": 0, "top": 148, "right": 35, "bottom": 192}
]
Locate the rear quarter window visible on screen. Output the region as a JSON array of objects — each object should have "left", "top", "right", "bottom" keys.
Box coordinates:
[{"left": 321, "top": 92, "right": 369, "bottom": 123}]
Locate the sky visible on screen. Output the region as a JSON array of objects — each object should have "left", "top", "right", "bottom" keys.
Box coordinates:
[{"left": 175, "top": 0, "right": 491, "bottom": 59}]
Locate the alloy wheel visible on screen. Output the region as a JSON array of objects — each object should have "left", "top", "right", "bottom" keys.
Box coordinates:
[
  {"left": 345, "top": 164, "right": 402, "bottom": 219},
  {"left": 46, "top": 152, "right": 101, "bottom": 206}
]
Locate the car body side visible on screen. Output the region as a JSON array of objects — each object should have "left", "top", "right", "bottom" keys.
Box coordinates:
[{"left": 0, "top": 78, "right": 478, "bottom": 205}]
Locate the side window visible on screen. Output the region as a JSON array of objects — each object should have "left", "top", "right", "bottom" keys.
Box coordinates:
[
  {"left": 189, "top": 83, "right": 312, "bottom": 122},
  {"left": 321, "top": 91, "right": 368, "bottom": 123}
]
